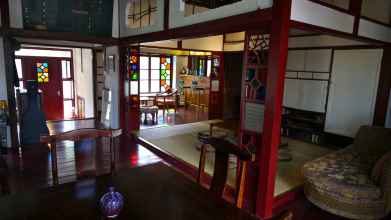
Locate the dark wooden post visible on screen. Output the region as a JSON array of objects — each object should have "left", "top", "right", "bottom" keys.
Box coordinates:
[
  {"left": 118, "top": 46, "right": 128, "bottom": 132},
  {"left": 255, "top": 0, "right": 291, "bottom": 218},
  {"left": 349, "top": 0, "right": 362, "bottom": 35}
]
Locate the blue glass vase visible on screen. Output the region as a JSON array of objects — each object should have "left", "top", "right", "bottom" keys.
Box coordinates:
[{"left": 100, "top": 187, "right": 124, "bottom": 218}]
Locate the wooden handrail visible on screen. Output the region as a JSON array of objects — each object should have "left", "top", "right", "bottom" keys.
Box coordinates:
[
  {"left": 40, "top": 128, "right": 122, "bottom": 185},
  {"left": 40, "top": 128, "right": 122, "bottom": 143}
]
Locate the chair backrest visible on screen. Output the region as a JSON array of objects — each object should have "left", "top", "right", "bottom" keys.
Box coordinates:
[
  {"left": 198, "top": 137, "right": 251, "bottom": 199},
  {"left": 40, "top": 128, "right": 122, "bottom": 143}
]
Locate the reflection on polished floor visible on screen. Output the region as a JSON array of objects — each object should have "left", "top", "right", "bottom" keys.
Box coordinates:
[
  {"left": 138, "top": 121, "right": 333, "bottom": 196},
  {"left": 4, "top": 119, "right": 161, "bottom": 194},
  {"left": 3, "top": 119, "right": 356, "bottom": 219},
  {"left": 140, "top": 107, "right": 209, "bottom": 129}
]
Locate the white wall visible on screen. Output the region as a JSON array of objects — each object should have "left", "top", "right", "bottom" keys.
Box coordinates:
[
  {"left": 183, "top": 35, "right": 224, "bottom": 51},
  {"left": 8, "top": 0, "right": 23, "bottom": 28},
  {"left": 112, "top": 0, "right": 119, "bottom": 38},
  {"left": 72, "top": 48, "right": 94, "bottom": 118},
  {"left": 104, "top": 46, "right": 120, "bottom": 129},
  {"left": 141, "top": 40, "right": 179, "bottom": 48},
  {"left": 291, "top": 0, "right": 354, "bottom": 33},
  {"left": 325, "top": 49, "right": 383, "bottom": 137},
  {"left": 141, "top": 36, "right": 224, "bottom": 51},
  {"left": 361, "top": 0, "right": 391, "bottom": 24},
  {"left": 169, "top": 0, "right": 273, "bottom": 29}
]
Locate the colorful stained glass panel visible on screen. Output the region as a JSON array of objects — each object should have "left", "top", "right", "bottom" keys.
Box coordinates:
[
  {"left": 129, "top": 53, "right": 139, "bottom": 81},
  {"left": 37, "top": 62, "right": 49, "bottom": 83}
]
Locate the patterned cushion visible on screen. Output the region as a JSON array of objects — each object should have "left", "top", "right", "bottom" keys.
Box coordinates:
[
  {"left": 353, "top": 126, "right": 391, "bottom": 172},
  {"left": 303, "top": 147, "right": 386, "bottom": 219},
  {"left": 303, "top": 148, "right": 382, "bottom": 201}
]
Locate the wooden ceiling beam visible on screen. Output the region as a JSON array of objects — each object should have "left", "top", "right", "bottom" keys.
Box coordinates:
[{"left": 5, "top": 29, "right": 119, "bottom": 46}]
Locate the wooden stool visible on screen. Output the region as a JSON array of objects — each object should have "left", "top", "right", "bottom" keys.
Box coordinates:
[
  {"left": 140, "top": 106, "right": 159, "bottom": 125},
  {"left": 196, "top": 130, "right": 228, "bottom": 151}
]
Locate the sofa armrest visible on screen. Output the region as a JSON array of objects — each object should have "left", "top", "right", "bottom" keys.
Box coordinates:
[{"left": 380, "top": 159, "right": 391, "bottom": 213}]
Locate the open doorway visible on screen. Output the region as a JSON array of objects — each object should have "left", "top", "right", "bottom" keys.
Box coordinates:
[
  {"left": 14, "top": 46, "right": 95, "bottom": 121},
  {"left": 136, "top": 50, "right": 215, "bottom": 129}
]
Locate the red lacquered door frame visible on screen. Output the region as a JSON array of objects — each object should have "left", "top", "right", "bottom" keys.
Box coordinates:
[
  {"left": 126, "top": 47, "right": 141, "bottom": 133},
  {"left": 209, "top": 52, "right": 224, "bottom": 119},
  {"left": 21, "top": 57, "right": 64, "bottom": 121}
]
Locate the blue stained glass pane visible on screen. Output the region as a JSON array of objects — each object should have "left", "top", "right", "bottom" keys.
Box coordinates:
[
  {"left": 131, "top": 64, "right": 137, "bottom": 70},
  {"left": 43, "top": 63, "right": 48, "bottom": 67},
  {"left": 37, "top": 68, "right": 42, "bottom": 72}
]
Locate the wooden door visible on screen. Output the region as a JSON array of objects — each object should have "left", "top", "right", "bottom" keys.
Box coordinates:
[{"left": 21, "top": 57, "right": 64, "bottom": 121}]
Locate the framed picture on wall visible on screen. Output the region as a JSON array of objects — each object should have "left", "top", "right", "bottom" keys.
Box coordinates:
[{"left": 107, "top": 55, "right": 115, "bottom": 72}]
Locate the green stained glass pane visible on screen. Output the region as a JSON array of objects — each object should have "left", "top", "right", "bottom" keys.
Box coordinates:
[
  {"left": 131, "top": 72, "right": 138, "bottom": 81},
  {"left": 166, "top": 58, "right": 170, "bottom": 64},
  {"left": 161, "top": 71, "right": 167, "bottom": 79}
]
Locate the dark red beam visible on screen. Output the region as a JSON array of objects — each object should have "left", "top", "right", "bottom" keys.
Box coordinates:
[
  {"left": 6, "top": 29, "right": 118, "bottom": 45},
  {"left": 120, "top": 8, "right": 272, "bottom": 45}
]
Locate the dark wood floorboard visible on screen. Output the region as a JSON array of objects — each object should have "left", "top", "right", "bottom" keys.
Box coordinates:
[{"left": 3, "top": 119, "right": 386, "bottom": 220}]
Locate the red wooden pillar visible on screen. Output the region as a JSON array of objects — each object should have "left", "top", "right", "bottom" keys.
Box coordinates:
[
  {"left": 127, "top": 47, "right": 141, "bottom": 133},
  {"left": 256, "top": 0, "right": 291, "bottom": 219}
]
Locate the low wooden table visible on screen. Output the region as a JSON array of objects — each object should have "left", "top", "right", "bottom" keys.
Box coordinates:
[{"left": 0, "top": 163, "right": 257, "bottom": 220}]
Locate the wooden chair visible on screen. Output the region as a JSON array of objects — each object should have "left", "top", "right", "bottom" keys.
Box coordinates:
[
  {"left": 40, "top": 128, "right": 122, "bottom": 185},
  {"left": 272, "top": 211, "right": 293, "bottom": 220},
  {"left": 197, "top": 136, "right": 252, "bottom": 208},
  {"left": 156, "top": 90, "right": 178, "bottom": 114},
  {"left": 0, "top": 156, "right": 10, "bottom": 195}
]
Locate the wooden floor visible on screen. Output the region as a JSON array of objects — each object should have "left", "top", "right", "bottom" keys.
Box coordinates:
[{"left": 1, "top": 119, "right": 381, "bottom": 220}]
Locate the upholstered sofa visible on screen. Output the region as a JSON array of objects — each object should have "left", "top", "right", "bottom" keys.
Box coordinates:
[{"left": 302, "top": 126, "right": 391, "bottom": 220}]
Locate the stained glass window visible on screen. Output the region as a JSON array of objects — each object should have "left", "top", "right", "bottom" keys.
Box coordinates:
[
  {"left": 160, "top": 57, "right": 171, "bottom": 90},
  {"left": 129, "top": 50, "right": 139, "bottom": 81},
  {"left": 37, "top": 62, "right": 49, "bottom": 83}
]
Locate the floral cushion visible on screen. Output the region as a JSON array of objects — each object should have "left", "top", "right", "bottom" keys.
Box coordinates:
[{"left": 303, "top": 147, "right": 382, "bottom": 203}]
